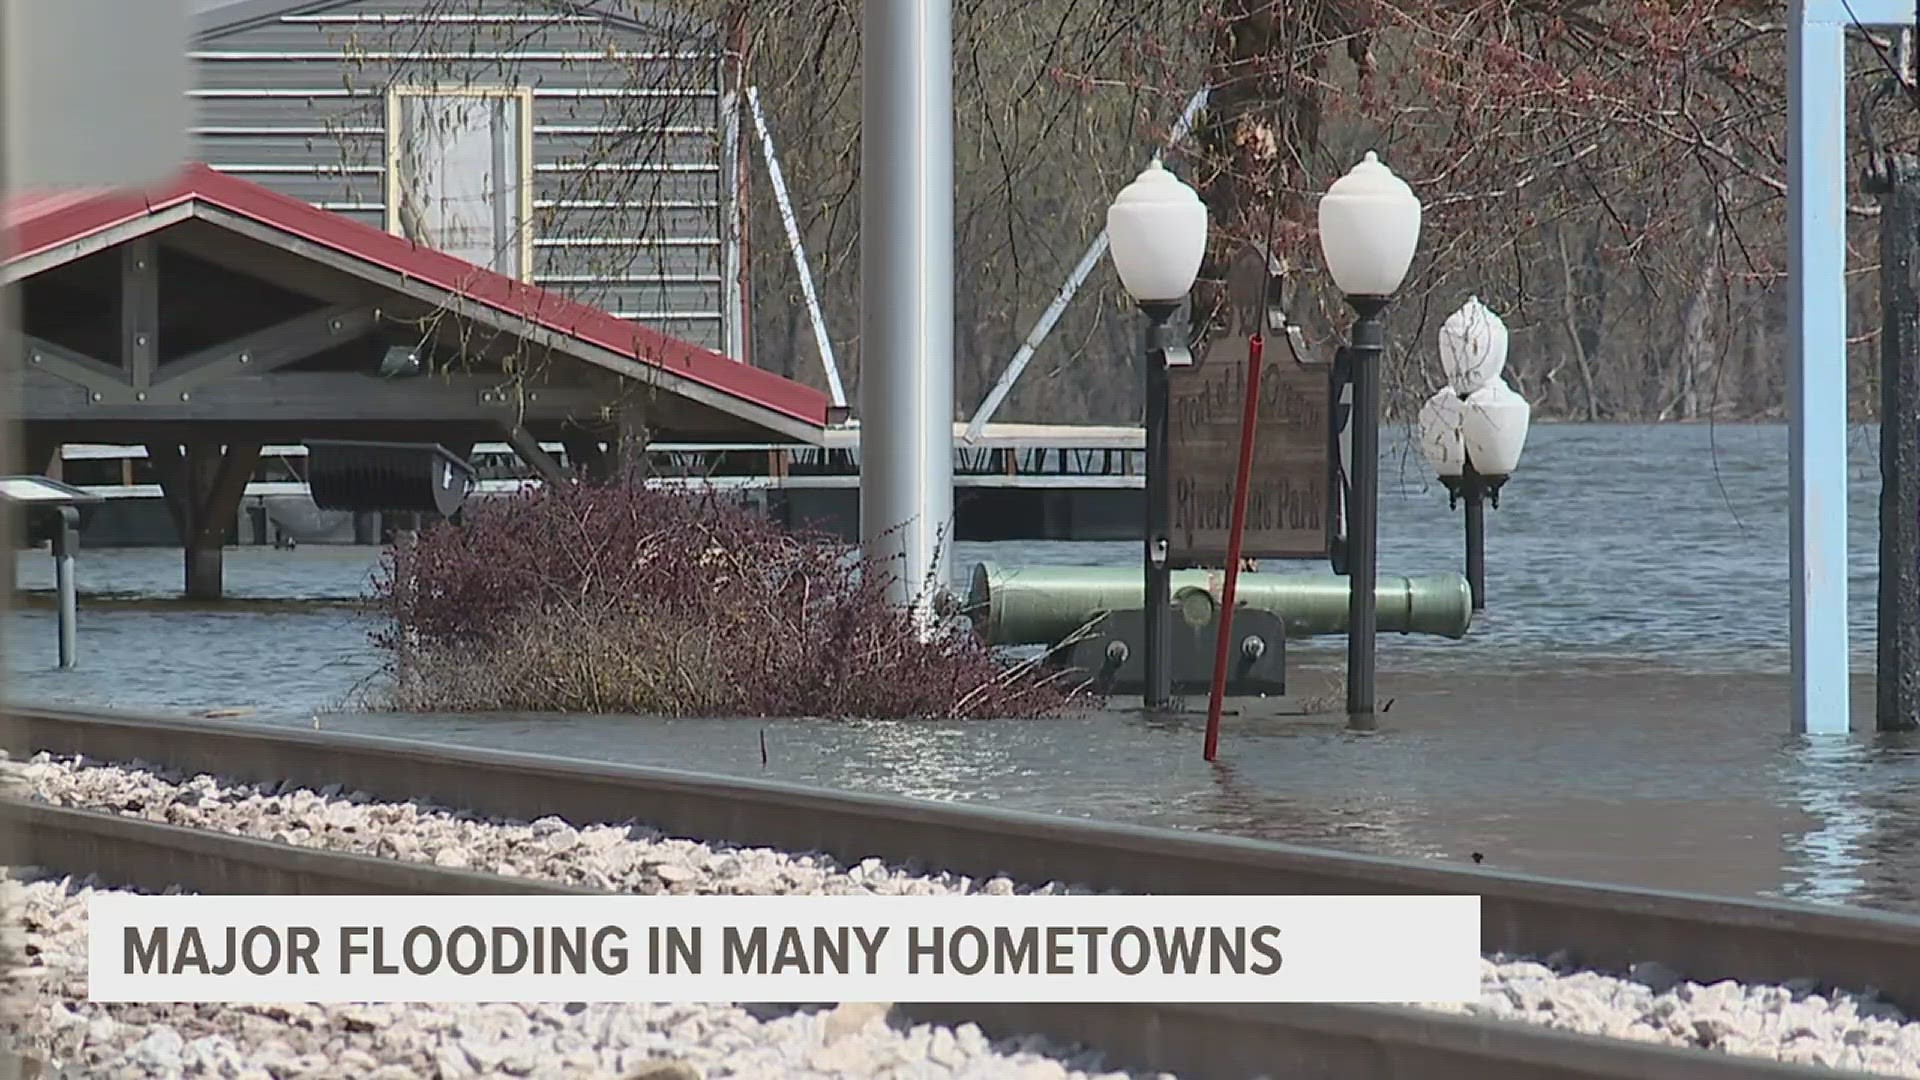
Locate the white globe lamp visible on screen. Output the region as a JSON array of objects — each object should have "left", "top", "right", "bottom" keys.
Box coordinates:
[
  {"left": 1317, "top": 152, "right": 1422, "bottom": 299},
  {"left": 1439, "top": 296, "right": 1508, "bottom": 397},
  {"left": 1418, "top": 389, "right": 1467, "bottom": 478},
  {"left": 1106, "top": 159, "right": 1208, "bottom": 307},
  {"left": 1462, "top": 380, "right": 1531, "bottom": 478}
]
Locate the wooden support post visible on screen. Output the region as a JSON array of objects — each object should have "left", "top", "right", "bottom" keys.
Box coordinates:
[
  {"left": 391, "top": 510, "right": 423, "bottom": 554},
  {"left": 21, "top": 432, "right": 58, "bottom": 477},
  {"left": 562, "top": 434, "right": 609, "bottom": 482},
  {"left": 153, "top": 442, "right": 262, "bottom": 601},
  {"left": 1874, "top": 153, "right": 1920, "bottom": 731},
  {"left": 145, "top": 442, "right": 189, "bottom": 542},
  {"left": 615, "top": 410, "right": 650, "bottom": 482},
  {"left": 503, "top": 425, "right": 569, "bottom": 485},
  {"left": 182, "top": 444, "right": 222, "bottom": 600},
  {"left": 441, "top": 441, "right": 476, "bottom": 523}
]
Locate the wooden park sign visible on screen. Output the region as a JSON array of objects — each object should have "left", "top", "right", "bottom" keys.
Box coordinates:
[{"left": 1166, "top": 333, "right": 1333, "bottom": 565}]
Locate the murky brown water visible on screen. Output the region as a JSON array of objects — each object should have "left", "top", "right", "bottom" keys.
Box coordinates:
[{"left": 5, "top": 425, "right": 1918, "bottom": 914}]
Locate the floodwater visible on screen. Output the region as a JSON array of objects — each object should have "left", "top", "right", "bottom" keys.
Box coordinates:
[{"left": 6, "top": 423, "right": 1919, "bottom": 914}]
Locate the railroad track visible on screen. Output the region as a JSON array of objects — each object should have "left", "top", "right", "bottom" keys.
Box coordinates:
[
  {"left": 3, "top": 702, "right": 1915, "bottom": 1079},
  {"left": 0, "top": 800, "right": 1865, "bottom": 1080}
]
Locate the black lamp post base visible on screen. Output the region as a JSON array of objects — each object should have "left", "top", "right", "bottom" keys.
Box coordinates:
[
  {"left": 1343, "top": 295, "right": 1388, "bottom": 718},
  {"left": 1439, "top": 463, "right": 1507, "bottom": 611},
  {"left": 1139, "top": 298, "right": 1185, "bottom": 710}
]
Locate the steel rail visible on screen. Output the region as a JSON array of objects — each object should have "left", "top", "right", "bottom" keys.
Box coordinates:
[
  {"left": 0, "top": 798, "right": 587, "bottom": 897},
  {"left": 0, "top": 797, "right": 1871, "bottom": 1080},
  {"left": 7, "top": 702, "right": 1920, "bottom": 1017}
]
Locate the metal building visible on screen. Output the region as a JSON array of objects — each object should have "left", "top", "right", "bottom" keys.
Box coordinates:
[{"left": 191, "top": 0, "right": 741, "bottom": 355}]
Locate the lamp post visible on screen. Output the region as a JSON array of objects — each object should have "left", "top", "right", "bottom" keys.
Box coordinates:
[
  {"left": 1419, "top": 297, "right": 1530, "bottom": 610},
  {"left": 1317, "top": 152, "right": 1421, "bottom": 719},
  {"left": 1107, "top": 159, "right": 1207, "bottom": 709}
]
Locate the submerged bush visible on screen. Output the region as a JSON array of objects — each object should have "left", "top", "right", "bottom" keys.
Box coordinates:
[{"left": 368, "top": 479, "right": 1083, "bottom": 719}]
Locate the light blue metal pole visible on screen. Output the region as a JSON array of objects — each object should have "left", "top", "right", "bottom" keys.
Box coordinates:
[{"left": 1789, "top": 1, "right": 1867, "bottom": 735}]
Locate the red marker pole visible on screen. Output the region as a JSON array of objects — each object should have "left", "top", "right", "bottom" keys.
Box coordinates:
[{"left": 1204, "top": 333, "right": 1264, "bottom": 761}]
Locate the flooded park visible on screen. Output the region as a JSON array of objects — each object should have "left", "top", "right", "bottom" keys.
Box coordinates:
[{"left": 10, "top": 423, "right": 1917, "bottom": 915}]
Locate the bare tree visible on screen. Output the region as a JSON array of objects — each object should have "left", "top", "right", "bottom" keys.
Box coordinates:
[{"left": 323, "top": 0, "right": 1918, "bottom": 427}]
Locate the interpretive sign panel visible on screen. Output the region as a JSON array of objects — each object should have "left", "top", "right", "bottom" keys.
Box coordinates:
[{"left": 1166, "top": 334, "right": 1332, "bottom": 564}]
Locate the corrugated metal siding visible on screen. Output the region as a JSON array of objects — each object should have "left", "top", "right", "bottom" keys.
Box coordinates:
[{"left": 192, "top": 0, "right": 727, "bottom": 349}]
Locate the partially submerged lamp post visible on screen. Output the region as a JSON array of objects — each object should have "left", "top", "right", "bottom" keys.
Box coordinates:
[
  {"left": 1419, "top": 298, "right": 1531, "bottom": 610},
  {"left": 1106, "top": 159, "right": 1207, "bottom": 709},
  {"left": 1317, "top": 152, "right": 1422, "bottom": 719}
]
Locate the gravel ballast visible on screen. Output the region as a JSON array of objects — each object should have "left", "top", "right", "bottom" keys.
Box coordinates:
[
  {"left": 5, "top": 875, "right": 1154, "bottom": 1080},
  {"left": 9, "top": 752, "right": 1920, "bottom": 1078}
]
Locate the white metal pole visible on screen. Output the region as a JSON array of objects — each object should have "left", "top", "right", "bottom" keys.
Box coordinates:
[
  {"left": 861, "top": 0, "right": 954, "bottom": 616},
  {"left": 719, "top": 88, "right": 747, "bottom": 362},
  {"left": 964, "top": 235, "right": 1110, "bottom": 444},
  {"left": 748, "top": 87, "right": 847, "bottom": 410}
]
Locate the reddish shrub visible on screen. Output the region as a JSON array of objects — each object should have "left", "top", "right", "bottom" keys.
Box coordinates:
[{"left": 368, "top": 479, "right": 1084, "bottom": 719}]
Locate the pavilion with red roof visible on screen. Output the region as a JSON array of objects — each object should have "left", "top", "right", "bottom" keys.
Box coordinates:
[{"left": 4, "top": 164, "right": 832, "bottom": 596}]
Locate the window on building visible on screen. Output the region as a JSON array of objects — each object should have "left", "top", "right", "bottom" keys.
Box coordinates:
[{"left": 387, "top": 88, "right": 534, "bottom": 281}]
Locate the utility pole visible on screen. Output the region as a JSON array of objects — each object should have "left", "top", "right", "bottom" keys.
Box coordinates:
[{"left": 1871, "top": 151, "right": 1920, "bottom": 731}]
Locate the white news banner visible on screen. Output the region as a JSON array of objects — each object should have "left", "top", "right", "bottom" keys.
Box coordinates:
[{"left": 89, "top": 894, "right": 1481, "bottom": 1004}]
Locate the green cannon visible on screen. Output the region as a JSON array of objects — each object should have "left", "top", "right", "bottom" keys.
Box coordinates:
[{"left": 963, "top": 562, "right": 1474, "bottom": 646}]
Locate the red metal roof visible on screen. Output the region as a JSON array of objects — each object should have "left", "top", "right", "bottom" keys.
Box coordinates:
[{"left": 3, "top": 164, "right": 830, "bottom": 432}]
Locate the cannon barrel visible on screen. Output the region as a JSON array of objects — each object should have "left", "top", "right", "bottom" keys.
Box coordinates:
[{"left": 963, "top": 562, "right": 1474, "bottom": 646}]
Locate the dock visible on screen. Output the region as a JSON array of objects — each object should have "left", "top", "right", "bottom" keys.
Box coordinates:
[{"left": 46, "top": 425, "right": 1150, "bottom": 547}]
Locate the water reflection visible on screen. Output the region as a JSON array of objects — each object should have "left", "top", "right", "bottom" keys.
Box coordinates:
[
  {"left": 849, "top": 721, "right": 1020, "bottom": 806},
  {"left": 1818, "top": 733, "right": 1920, "bottom": 910},
  {"left": 1200, "top": 757, "right": 1446, "bottom": 864},
  {"left": 1778, "top": 735, "right": 1874, "bottom": 905}
]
